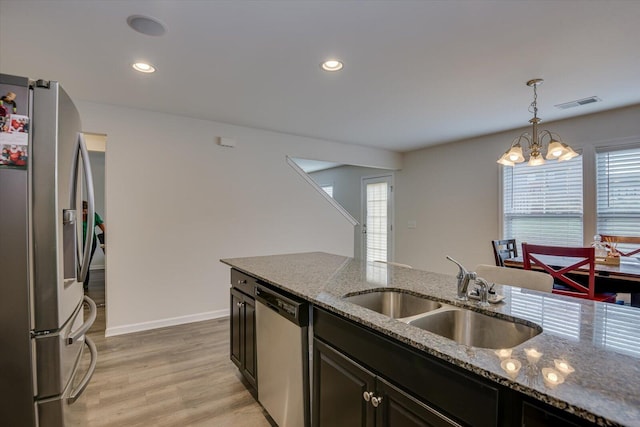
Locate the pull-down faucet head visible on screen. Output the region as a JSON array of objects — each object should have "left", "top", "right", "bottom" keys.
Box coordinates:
[{"left": 446, "top": 256, "right": 476, "bottom": 300}]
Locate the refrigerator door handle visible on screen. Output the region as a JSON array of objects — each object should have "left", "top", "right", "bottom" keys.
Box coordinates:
[
  {"left": 70, "top": 132, "right": 96, "bottom": 283},
  {"left": 67, "top": 295, "right": 97, "bottom": 345},
  {"left": 67, "top": 335, "right": 97, "bottom": 404}
]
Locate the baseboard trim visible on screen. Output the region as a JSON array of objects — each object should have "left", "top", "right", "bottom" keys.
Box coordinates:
[{"left": 105, "top": 308, "right": 229, "bottom": 337}]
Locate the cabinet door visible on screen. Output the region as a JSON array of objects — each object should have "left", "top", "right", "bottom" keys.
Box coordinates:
[
  {"left": 242, "top": 295, "right": 257, "bottom": 388},
  {"left": 230, "top": 288, "right": 243, "bottom": 368},
  {"left": 376, "top": 377, "right": 462, "bottom": 427},
  {"left": 313, "top": 339, "right": 376, "bottom": 427},
  {"left": 522, "top": 402, "right": 581, "bottom": 427}
]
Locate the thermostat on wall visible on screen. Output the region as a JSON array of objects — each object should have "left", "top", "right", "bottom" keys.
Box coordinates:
[{"left": 217, "top": 137, "right": 236, "bottom": 147}]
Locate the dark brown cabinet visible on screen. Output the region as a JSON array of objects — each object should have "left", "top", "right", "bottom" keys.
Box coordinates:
[
  {"left": 313, "top": 338, "right": 375, "bottom": 427},
  {"left": 313, "top": 307, "right": 499, "bottom": 427},
  {"left": 227, "top": 269, "right": 601, "bottom": 427},
  {"left": 377, "top": 377, "right": 462, "bottom": 427},
  {"left": 313, "top": 338, "right": 462, "bottom": 427},
  {"left": 229, "top": 270, "right": 257, "bottom": 394},
  {"left": 521, "top": 401, "right": 583, "bottom": 427}
]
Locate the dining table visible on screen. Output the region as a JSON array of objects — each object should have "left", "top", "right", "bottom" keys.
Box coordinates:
[{"left": 504, "top": 254, "right": 640, "bottom": 307}]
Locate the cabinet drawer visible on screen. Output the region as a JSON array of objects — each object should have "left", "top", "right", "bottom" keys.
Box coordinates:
[{"left": 231, "top": 269, "right": 257, "bottom": 297}]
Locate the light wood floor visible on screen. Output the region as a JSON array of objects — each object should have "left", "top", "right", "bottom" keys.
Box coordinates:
[{"left": 73, "top": 273, "right": 272, "bottom": 426}]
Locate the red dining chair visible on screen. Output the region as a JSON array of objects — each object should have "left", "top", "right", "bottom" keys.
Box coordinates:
[{"left": 521, "top": 243, "right": 616, "bottom": 303}]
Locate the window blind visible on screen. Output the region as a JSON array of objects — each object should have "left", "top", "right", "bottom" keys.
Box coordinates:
[
  {"left": 366, "top": 182, "right": 388, "bottom": 263},
  {"left": 503, "top": 157, "right": 583, "bottom": 248},
  {"left": 596, "top": 146, "right": 640, "bottom": 238},
  {"left": 321, "top": 185, "right": 334, "bottom": 198}
]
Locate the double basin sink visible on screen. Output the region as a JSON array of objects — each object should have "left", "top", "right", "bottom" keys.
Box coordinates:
[{"left": 342, "top": 290, "right": 541, "bottom": 349}]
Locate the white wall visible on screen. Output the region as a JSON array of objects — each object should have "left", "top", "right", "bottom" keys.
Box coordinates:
[
  {"left": 77, "top": 101, "right": 402, "bottom": 336},
  {"left": 310, "top": 165, "right": 395, "bottom": 260},
  {"left": 396, "top": 104, "right": 640, "bottom": 276}
]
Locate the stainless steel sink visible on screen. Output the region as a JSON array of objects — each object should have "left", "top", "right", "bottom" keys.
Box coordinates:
[
  {"left": 343, "top": 290, "right": 541, "bottom": 349},
  {"left": 407, "top": 308, "right": 541, "bottom": 349},
  {"left": 342, "top": 290, "right": 442, "bottom": 319}
]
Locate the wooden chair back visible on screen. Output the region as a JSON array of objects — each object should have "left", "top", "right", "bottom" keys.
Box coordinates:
[
  {"left": 521, "top": 243, "right": 615, "bottom": 302},
  {"left": 492, "top": 239, "right": 518, "bottom": 267},
  {"left": 475, "top": 264, "right": 553, "bottom": 293},
  {"left": 599, "top": 235, "right": 640, "bottom": 257}
]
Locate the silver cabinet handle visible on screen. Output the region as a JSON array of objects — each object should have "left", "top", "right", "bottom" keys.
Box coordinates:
[
  {"left": 363, "top": 391, "right": 373, "bottom": 402},
  {"left": 68, "top": 336, "right": 97, "bottom": 404},
  {"left": 68, "top": 295, "right": 97, "bottom": 345},
  {"left": 236, "top": 301, "right": 244, "bottom": 307},
  {"left": 237, "top": 279, "right": 247, "bottom": 285},
  {"left": 371, "top": 396, "right": 383, "bottom": 408}
]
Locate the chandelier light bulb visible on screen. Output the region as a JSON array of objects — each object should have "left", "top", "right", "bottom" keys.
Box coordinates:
[
  {"left": 546, "top": 140, "right": 566, "bottom": 159},
  {"left": 528, "top": 153, "right": 545, "bottom": 166},
  {"left": 558, "top": 145, "right": 579, "bottom": 161}
]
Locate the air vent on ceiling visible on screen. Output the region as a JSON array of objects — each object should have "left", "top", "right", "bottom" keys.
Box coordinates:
[{"left": 554, "top": 96, "right": 602, "bottom": 110}]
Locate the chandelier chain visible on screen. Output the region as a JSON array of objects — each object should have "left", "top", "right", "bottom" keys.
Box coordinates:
[{"left": 528, "top": 83, "right": 538, "bottom": 118}]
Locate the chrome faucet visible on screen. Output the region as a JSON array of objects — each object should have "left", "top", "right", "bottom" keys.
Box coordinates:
[
  {"left": 474, "top": 278, "right": 491, "bottom": 307},
  {"left": 446, "top": 256, "right": 476, "bottom": 301}
]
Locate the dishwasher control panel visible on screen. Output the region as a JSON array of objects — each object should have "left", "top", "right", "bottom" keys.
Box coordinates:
[{"left": 276, "top": 299, "right": 297, "bottom": 317}]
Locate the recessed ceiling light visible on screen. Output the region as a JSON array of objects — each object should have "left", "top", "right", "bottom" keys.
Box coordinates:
[
  {"left": 127, "top": 15, "right": 166, "bottom": 37},
  {"left": 321, "top": 59, "right": 344, "bottom": 72},
  {"left": 132, "top": 62, "right": 156, "bottom": 73}
]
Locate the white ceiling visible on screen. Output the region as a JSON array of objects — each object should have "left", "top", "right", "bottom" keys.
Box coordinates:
[{"left": 1, "top": 0, "right": 639, "bottom": 152}]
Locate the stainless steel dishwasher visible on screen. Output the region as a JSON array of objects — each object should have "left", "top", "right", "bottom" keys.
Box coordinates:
[{"left": 255, "top": 284, "right": 310, "bottom": 427}]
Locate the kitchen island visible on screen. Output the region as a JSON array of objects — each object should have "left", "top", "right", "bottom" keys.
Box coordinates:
[{"left": 221, "top": 252, "right": 640, "bottom": 427}]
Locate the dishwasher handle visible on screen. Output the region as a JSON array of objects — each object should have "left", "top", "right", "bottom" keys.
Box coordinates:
[{"left": 256, "top": 285, "right": 308, "bottom": 327}]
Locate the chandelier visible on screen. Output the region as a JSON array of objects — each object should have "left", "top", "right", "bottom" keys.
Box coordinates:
[{"left": 497, "top": 79, "right": 579, "bottom": 167}]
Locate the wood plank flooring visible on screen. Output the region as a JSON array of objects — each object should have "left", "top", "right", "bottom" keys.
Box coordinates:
[{"left": 72, "top": 274, "right": 272, "bottom": 426}]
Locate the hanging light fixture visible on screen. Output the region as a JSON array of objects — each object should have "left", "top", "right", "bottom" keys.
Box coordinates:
[{"left": 497, "top": 79, "right": 579, "bottom": 167}]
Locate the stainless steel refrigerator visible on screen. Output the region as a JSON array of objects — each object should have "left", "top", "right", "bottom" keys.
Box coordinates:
[{"left": 0, "top": 73, "right": 98, "bottom": 426}]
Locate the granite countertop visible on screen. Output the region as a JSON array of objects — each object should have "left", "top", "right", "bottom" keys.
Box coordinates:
[{"left": 221, "top": 252, "right": 640, "bottom": 427}]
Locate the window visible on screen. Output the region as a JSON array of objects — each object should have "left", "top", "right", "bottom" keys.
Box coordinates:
[
  {"left": 503, "top": 157, "right": 583, "bottom": 248},
  {"left": 320, "top": 185, "right": 333, "bottom": 198},
  {"left": 596, "top": 146, "right": 640, "bottom": 237},
  {"left": 364, "top": 180, "right": 389, "bottom": 263}
]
